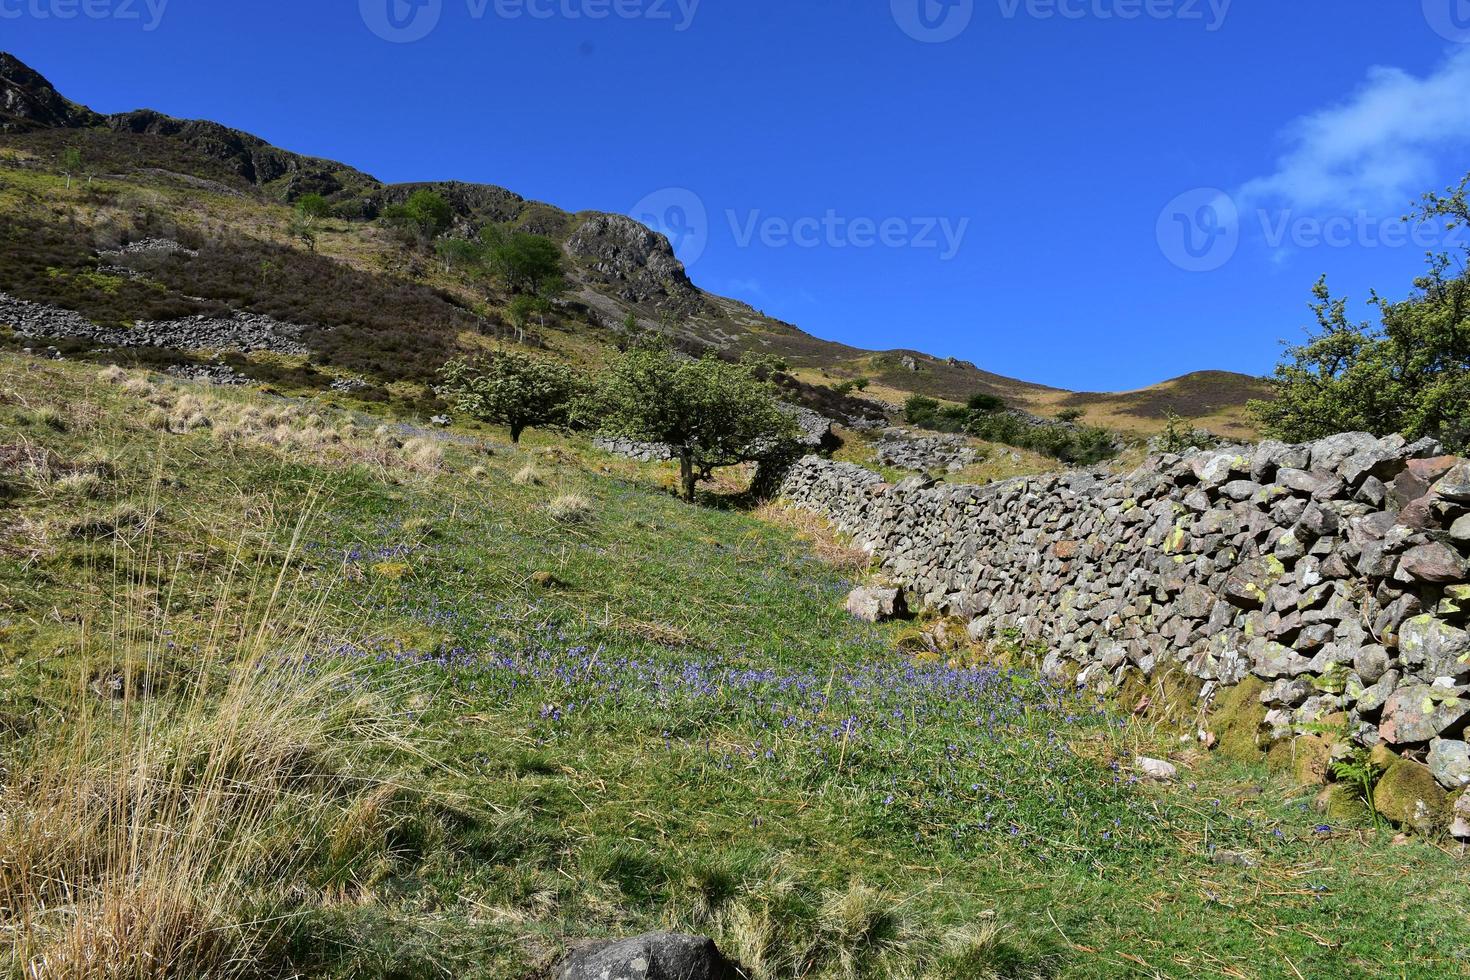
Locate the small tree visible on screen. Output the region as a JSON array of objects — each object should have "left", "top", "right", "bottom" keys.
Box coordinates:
[
  {"left": 435, "top": 237, "right": 481, "bottom": 276},
  {"left": 480, "top": 225, "right": 565, "bottom": 295},
  {"left": 60, "top": 146, "right": 82, "bottom": 190},
  {"left": 382, "top": 189, "right": 453, "bottom": 248},
  {"left": 438, "top": 352, "right": 582, "bottom": 443},
  {"left": 289, "top": 194, "right": 330, "bottom": 252},
  {"left": 1251, "top": 173, "right": 1470, "bottom": 451},
  {"left": 506, "top": 294, "right": 548, "bottom": 344},
  {"left": 597, "top": 339, "right": 798, "bottom": 502}
]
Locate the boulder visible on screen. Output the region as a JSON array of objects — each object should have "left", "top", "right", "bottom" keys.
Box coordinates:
[
  {"left": 1397, "top": 615, "right": 1470, "bottom": 682},
  {"left": 1453, "top": 791, "right": 1470, "bottom": 839},
  {"left": 1135, "top": 756, "right": 1177, "bottom": 780},
  {"left": 846, "top": 586, "right": 906, "bottom": 623},
  {"left": 1276, "top": 468, "right": 1344, "bottom": 501},
  {"left": 1373, "top": 758, "right": 1449, "bottom": 834},
  {"left": 1428, "top": 739, "right": 1470, "bottom": 791},
  {"left": 1309, "top": 432, "right": 1380, "bottom": 476},
  {"left": 553, "top": 934, "right": 739, "bottom": 980},
  {"left": 1432, "top": 463, "right": 1470, "bottom": 504},
  {"left": 1394, "top": 543, "right": 1469, "bottom": 585},
  {"left": 1379, "top": 685, "right": 1470, "bottom": 745}
]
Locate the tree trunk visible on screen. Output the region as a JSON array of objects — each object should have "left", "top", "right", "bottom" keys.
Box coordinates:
[{"left": 679, "top": 450, "right": 697, "bottom": 503}]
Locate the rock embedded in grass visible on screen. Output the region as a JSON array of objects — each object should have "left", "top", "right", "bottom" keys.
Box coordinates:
[
  {"left": 845, "top": 585, "right": 906, "bottom": 623},
  {"left": 553, "top": 933, "right": 739, "bottom": 980},
  {"left": 1135, "top": 756, "right": 1177, "bottom": 781}
]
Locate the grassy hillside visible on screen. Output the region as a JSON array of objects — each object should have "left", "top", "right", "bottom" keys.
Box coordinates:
[
  {"left": 0, "top": 353, "right": 1461, "bottom": 978},
  {"left": 0, "top": 51, "right": 1267, "bottom": 440}
]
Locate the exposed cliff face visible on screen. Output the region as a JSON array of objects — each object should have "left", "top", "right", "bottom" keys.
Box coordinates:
[
  {"left": 781, "top": 432, "right": 1470, "bottom": 774},
  {"left": 566, "top": 214, "right": 703, "bottom": 315},
  {"left": 0, "top": 53, "right": 101, "bottom": 132}
]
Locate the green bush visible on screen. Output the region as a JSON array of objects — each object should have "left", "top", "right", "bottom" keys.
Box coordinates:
[
  {"left": 595, "top": 338, "right": 797, "bottom": 502},
  {"left": 1251, "top": 174, "right": 1470, "bottom": 451},
  {"left": 905, "top": 394, "right": 1118, "bottom": 466},
  {"left": 438, "top": 352, "right": 583, "bottom": 443}
]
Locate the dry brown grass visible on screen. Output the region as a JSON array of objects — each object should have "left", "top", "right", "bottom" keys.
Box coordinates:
[
  {"left": 751, "top": 502, "right": 871, "bottom": 575},
  {"left": 0, "top": 512, "right": 407, "bottom": 979}
]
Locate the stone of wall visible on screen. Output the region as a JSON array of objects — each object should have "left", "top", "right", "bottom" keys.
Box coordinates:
[{"left": 780, "top": 433, "right": 1470, "bottom": 776}]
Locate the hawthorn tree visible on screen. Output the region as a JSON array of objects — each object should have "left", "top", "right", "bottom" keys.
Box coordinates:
[
  {"left": 596, "top": 339, "right": 797, "bottom": 502},
  {"left": 438, "top": 352, "right": 582, "bottom": 443},
  {"left": 1250, "top": 172, "right": 1470, "bottom": 450}
]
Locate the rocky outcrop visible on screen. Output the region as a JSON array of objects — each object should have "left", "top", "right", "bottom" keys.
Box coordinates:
[
  {"left": 0, "top": 52, "right": 101, "bottom": 132},
  {"left": 0, "top": 293, "right": 308, "bottom": 355},
  {"left": 565, "top": 214, "right": 703, "bottom": 314},
  {"left": 781, "top": 433, "right": 1470, "bottom": 767}
]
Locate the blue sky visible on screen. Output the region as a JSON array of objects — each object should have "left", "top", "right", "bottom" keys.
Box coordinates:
[{"left": 5, "top": 1, "right": 1470, "bottom": 391}]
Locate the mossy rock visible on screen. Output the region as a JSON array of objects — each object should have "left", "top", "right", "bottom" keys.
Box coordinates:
[
  {"left": 1316, "top": 783, "right": 1371, "bottom": 824},
  {"left": 1368, "top": 743, "right": 1400, "bottom": 771},
  {"left": 1265, "top": 733, "right": 1334, "bottom": 785},
  {"left": 1374, "top": 759, "right": 1449, "bottom": 834},
  {"left": 1117, "top": 665, "right": 1204, "bottom": 727},
  {"left": 1210, "top": 677, "right": 1269, "bottom": 762}
]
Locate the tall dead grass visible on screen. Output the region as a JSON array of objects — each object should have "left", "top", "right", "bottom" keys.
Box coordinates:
[{"left": 0, "top": 506, "right": 407, "bottom": 979}]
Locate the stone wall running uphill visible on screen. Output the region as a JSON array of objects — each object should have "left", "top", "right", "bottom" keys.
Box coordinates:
[{"left": 779, "top": 433, "right": 1470, "bottom": 792}]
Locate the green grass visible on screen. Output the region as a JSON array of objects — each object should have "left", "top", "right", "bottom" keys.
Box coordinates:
[{"left": 1, "top": 353, "right": 1466, "bottom": 979}]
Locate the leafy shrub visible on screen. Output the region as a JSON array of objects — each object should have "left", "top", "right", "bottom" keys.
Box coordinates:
[
  {"left": 595, "top": 338, "right": 798, "bottom": 502},
  {"left": 438, "top": 352, "right": 583, "bottom": 444},
  {"left": 1252, "top": 175, "right": 1470, "bottom": 451},
  {"left": 905, "top": 394, "right": 1118, "bottom": 466}
]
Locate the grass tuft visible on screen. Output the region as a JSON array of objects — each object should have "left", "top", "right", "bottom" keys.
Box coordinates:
[{"left": 547, "top": 492, "right": 593, "bottom": 523}]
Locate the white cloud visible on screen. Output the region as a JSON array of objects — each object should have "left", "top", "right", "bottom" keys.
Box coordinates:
[{"left": 1240, "top": 47, "right": 1470, "bottom": 213}]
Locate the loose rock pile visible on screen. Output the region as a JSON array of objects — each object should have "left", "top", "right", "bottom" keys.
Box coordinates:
[
  {"left": 0, "top": 293, "right": 309, "bottom": 356},
  {"left": 874, "top": 429, "right": 979, "bottom": 473},
  {"left": 98, "top": 238, "right": 199, "bottom": 260},
  {"left": 781, "top": 432, "right": 1470, "bottom": 813},
  {"left": 165, "top": 362, "right": 248, "bottom": 385}
]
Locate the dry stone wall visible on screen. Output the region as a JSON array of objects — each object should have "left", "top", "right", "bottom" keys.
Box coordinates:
[{"left": 780, "top": 433, "right": 1470, "bottom": 784}]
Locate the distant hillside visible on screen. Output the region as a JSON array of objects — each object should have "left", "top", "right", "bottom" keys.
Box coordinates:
[{"left": 0, "top": 51, "right": 1268, "bottom": 436}]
